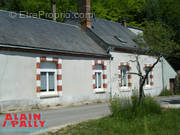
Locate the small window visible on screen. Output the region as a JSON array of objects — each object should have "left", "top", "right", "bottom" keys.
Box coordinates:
[
  {"left": 144, "top": 67, "right": 152, "bottom": 86},
  {"left": 114, "top": 36, "right": 127, "bottom": 43},
  {"left": 94, "top": 65, "right": 103, "bottom": 89},
  {"left": 40, "top": 72, "right": 56, "bottom": 92},
  {"left": 40, "top": 72, "right": 47, "bottom": 92},
  {"left": 120, "top": 66, "right": 128, "bottom": 87}
]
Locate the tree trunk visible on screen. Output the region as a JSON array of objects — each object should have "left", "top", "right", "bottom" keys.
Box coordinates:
[
  {"left": 139, "top": 77, "right": 144, "bottom": 105},
  {"left": 128, "top": 55, "right": 161, "bottom": 105}
]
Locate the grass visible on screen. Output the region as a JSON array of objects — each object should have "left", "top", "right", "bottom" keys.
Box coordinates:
[
  {"left": 44, "top": 96, "right": 180, "bottom": 135},
  {"left": 159, "top": 88, "right": 174, "bottom": 96}
]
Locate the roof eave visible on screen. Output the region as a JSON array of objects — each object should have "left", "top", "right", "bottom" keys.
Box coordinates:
[
  {"left": 87, "top": 27, "right": 148, "bottom": 54},
  {"left": 0, "top": 43, "right": 111, "bottom": 59}
]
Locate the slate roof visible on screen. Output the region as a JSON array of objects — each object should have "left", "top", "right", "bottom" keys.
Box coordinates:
[
  {"left": 64, "top": 13, "right": 140, "bottom": 50},
  {"left": 90, "top": 18, "right": 139, "bottom": 49},
  {"left": 0, "top": 10, "right": 108, "bottom": 56}
]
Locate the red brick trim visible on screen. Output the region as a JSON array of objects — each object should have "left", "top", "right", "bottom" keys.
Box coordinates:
[
  {"left": 128, "top": 82, "right": 132, "bottom": 87},
  {"left": 103, "top": 74, "right": 107, "bottom": 79},
  {"left": 53, "top": 58, "right": 58, "bottom": 63},
  {"left": 150, "top": 82, "right": 154, "bottom": 86},
  {"left": 144, "top": 64, "right": 154, "bottom": 86},
  {"left": 57, "top": 86, "right": 62, "bottom": 91},
  {"left": 92, "top": 74, "right": 96, "bottom": 79},
  {"left": 103, "top": 83, "right": 107, "bottom": 88},
  {"left": 36, "top": 87, "right": 41, "bottom": 93},
  {"left": 150, "top": 75, "right": 153, "bottom": 79},
  {"left": 56, "top": 64, "right": 62, "bottom": 69},
  {"left": 128, "top": 75, "right": 132, "bottom": 79},
  {"left": 36, "top": 74, "right": 40, "bottom": 80},
  {"left": 118, "top": 62, "right": 132, "bottom": 88},
  {"left": 92, "top": 60, "right": 108, "bottom": 89},
  {"left": 36, "top": 63, "right": 40, "bottom": 69},
  {"left": 36, "top": 57, "right": 63, "bottom": 94},
  {"left": 57, "top": 75, "right": 62, "bottom": 80}
]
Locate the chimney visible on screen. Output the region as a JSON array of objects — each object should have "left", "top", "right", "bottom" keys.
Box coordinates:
[
  {"left": 78, "top": 0, "right": 91, "bottom": 30},
  {"left": 122, "top": 18, "right": 127, "bottom": 27},
  {"left": 51, "top": 1, "right": 56, "bottom": 21}
]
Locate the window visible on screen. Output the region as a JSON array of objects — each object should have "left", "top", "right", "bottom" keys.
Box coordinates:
[
  {"left": 40, "top": 62, "right": 57, "bottom": 96},
  {"left": 120, "top": 66, "right": 128, "bottom": 87},
  {"left": 94, "top": 65, "right": 103, "bottom": 89},
  {"left": 40, "top": 72, "right": 56, "bottom": 92},
  {"left": 114, "top": 36, "right": 127, "bottom": 43},
  {"left": 144, "top": 67, "right": 152, "bottom": 86}
]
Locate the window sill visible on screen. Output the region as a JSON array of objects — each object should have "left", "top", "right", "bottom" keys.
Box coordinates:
[
  {"left": 144, "top": 86, "right": 152, "bottom": 90},
  {"left": 94, "top": 89, "right": 106, "bottom": 93},
  {"left": 120, "top": 87, "right": 131, "bottom": 92},
  {"left": 40, "top": 94, "right": 59, "bottom": 99}
]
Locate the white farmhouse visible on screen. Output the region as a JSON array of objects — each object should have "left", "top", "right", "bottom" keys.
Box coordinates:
[{"left": 0, "top": 0, "right": 177, "bottom": 112}]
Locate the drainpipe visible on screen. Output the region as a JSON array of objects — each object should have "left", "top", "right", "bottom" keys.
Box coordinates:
[
  {"left": 161, "top": 57, "right": 165, "bottom": 91},
  {"left": 51, "top": 1, "right": 56, "bottom": 21},
  {"left": 109, "top": 56, "right": 112, "bottom": 99},
  {"left": 107, "top": 47, "right": 113, "bottom": 99}
]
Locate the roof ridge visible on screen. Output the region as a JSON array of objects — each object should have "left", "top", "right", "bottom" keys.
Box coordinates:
[
  {"left": 95, "top": 17, "right": 121, "bottom": 25},
  {"left": 0, "top": 10, "right": 81, "bottom": 30}
]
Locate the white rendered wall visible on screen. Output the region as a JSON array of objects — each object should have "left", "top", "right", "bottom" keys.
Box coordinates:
[
  {"left": 161, "top": 57, "right": 177, "bottom": 89},
  {"left": 110, "top": 51, "right": 163, "bottom": 97},
  {"left": 0, "top": 51, "right": 109, "bottom": 112}
]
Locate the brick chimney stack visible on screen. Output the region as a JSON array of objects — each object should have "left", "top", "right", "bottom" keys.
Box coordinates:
[
  {"left": 51, "top": 1, "right": 56, "bottom": 21},
  {"left": 78, "top": 0, "right": 91, "bottom": 30},
  {"left": 122, "top": 18, "right": 127, "bottom": 27}
]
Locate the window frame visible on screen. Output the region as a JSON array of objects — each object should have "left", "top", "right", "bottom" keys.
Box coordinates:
[
  {"left": 120, "top": 66, "right": 128, "bottom": 88},
  {"left": 144, "top": 67, "right": 152, "bottom": 89},
  {"left": 40, "top": 69, "right": 58, "bottom": 96},
  {"left": 94, "top": 65, "right": 104, "bottom": 92}
]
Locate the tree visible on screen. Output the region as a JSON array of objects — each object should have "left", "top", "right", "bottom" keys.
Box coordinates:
[
  {"left": 144, "top": 0, "right": 180, "bottom": 43},
  {"left": 128, "top": 54, "right": 161, "bottom": 105},
  {"left": 91, "top": 0, "right": 145, "bottom": 27},
  {"left": 131, "top": 20, "right": 180, "bottom": 105},
  {"left": 143, "top": 21, "right": 180, "bottom": 70}
]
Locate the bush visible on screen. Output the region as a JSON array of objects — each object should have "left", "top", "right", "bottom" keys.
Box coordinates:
[
  {"left": 175, "top": 74, "right": 180, "bottom": 94},
  {"left": 159, "top": 88, "right": 173, "bottom": 96},
  {"left": 110, "top": 97, "right": 132, "bottom": 120},
  {"left": 110, "top": 96, "right": 162, "bottom": 120}
]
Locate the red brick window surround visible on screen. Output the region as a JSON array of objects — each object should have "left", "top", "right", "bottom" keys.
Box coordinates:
[
  {"left": 36, "top": 57, "right": 62, "bottom": 97},
  {"left": 144, "top": 64, "right": 154, "bottom": 86},
  {"left": 118, "top": 62, "right": 132, "bottom": 88},
  {"left": 92, "top": 60, "right": 107, "bottom": 92}
]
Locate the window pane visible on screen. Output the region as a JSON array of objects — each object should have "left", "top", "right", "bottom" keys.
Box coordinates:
[
  {"left": 145, "top": 67, "right": 151, "bottom": 85},
  {"left": 40, "top": 72, "right": 47, "bottom": 92},
  {"left": 146, "top": 77, "right": 149, "bottom": 85},
  {"left": 40, "top": 62, "right": 56, "bottom": 69},
  {"left": 49, "top": 72, "right": 55, "bottom": 91},
  {"left": 121, "top": 66, "right": 127, "bottom": 87},
  {"left": 94, "top": 65, "right": 103, "bottom": 89},
  {"left": 123, "top": 70, "right": 126, "bottom": 86},
  {"left": 98, "top": 72, "right": 102, "bottom": 88},
  {"left": 95, "top": 73, "right": 98, "bottom": 88},
  {"left": 95, "top": 65, "right": 103, "bottom": 70}
]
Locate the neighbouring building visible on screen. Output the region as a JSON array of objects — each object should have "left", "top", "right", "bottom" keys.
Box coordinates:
[{"left": 65, "top": 0, "right": 177, "bottom": 97}]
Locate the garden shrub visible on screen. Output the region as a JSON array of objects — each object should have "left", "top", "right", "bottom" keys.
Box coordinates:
[
  {"left": 110, "top": 95, "right": 162, "bottom": 120},
  {"left": 159, "top": 88, "right": 173, "bottom": 96}
]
